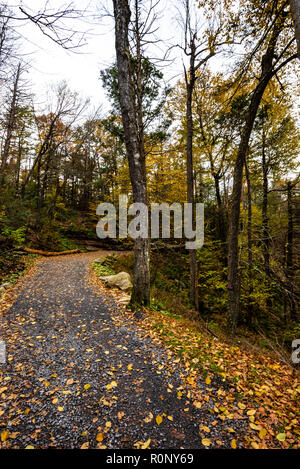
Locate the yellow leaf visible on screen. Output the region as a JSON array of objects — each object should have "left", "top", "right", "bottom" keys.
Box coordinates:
[
  {"left": 276, "top": 433, "right": 286, "bottom": 442},
  {"left": 238, "top": 403, "right": 246, "bottom": 410},
  {"left": 251, "top": 441, "right": 259, "bottom": 449},
  {"left": 127, "top": 364, "right": 133, "bottom": 371},
  {"left": 80, "top": 442, "right": 89, "bottom": 449},
  {"left": 25, "top": 445, "right": 34, "bottom": 449},
  {"left": 84, "top": 384, "right": 91, "bottom": 390},
  {"left": 24, "top": 408, "right": 30, "bottom": 414},
  {"left": 144, "top": 412, "right": 153, "bottom": 423},
  {"left": 202, "top": 438, "right": 212, "bottom": 447},
  {"left": 193, "top": 401, "right": 202, "bottom": 409},
  {"left": 141, "top": 438, "right": 151, "bottom": 449},
  {"left": 156, "top": 415, "right": 163, "bottom": 425},
  {"left": 205, "top": 377, "right": 211, "bottom": 385},
  {"left": 249, "top": 423, "right": 260, "bottom": 431},
  {"left": 231, "top": 439, "right": 237, "bottom": 449},
  {"left": 66, "top": 378, "right": 74, "bottom": 386},
  {"left": 57, "top": 406, "right": 64, "bottom": 412},
  {"left": 259, "top": 428, "right": 267, "bottom": 440},
  {"left": 106, "top": 381, "right": 117, "bottom": 390},
  {"left": 96, "top": 433, "right": 104, "bottom": 442},
  {"left": 167, "top": 416, "right": 173, "bottom": 421},
  {"left": 200, "top": 424, "right": 210, "bottom": 433},
  {"left": 1, "top": 430, "right": 9, "bottom": 442},
  {"left": 247, "top": 409, "right": 256, "bottom": 416}
]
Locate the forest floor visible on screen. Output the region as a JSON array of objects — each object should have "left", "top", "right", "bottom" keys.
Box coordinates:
[{"left": 0, "top": 251, "right": 298, "bottom": 449}]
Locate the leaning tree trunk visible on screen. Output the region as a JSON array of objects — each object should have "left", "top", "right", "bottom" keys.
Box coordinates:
[
  {"left": 227, "top": 26, "right": 281, "bottom": 335},
  {"left": 113, "top": 0, "right": 150, "bottom": 307}
]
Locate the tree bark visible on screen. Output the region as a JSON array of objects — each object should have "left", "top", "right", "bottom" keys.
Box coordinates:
[
  {"left": 290, "top": 0, "right": 300, "bottom": 58},
  {"left": 244, "top": 158, "right": 253, "bottom": 325},
  {"left": 262, "top": 129, "right": 270, "bottom": 276},
  {"left": 185, "top": 40, "right": 199, "bottom": 311},
  {"left": 0, "top": 62, "right": 21, "bottom": 177},
  {"left": 112, "top": 0, "right": 150, "bottom": 307},
  {"left": 227, "top": 25, "right": 282, "bottom": 335},
  {"left": 214, "top": 173, "right": 227, "bottom": 246},
  {"left": 286, "top": 181, "right": 297, "bottom": 319}
]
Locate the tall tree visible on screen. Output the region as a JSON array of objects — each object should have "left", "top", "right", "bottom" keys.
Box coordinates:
[
  {"left": 0, "top": 62, "right": 22, "bottom": 177},
  {"left": 179, "top": 0, "right": 225, "bottom": 310},
  {"left": 112, "top": 0, "right": 150, "bottom": 306},
  {"left": 226, "top": 2, "right": 297, "bottom": 335},
  {"left": 290, "top": 0, "right": 300, "bottom": 57}
]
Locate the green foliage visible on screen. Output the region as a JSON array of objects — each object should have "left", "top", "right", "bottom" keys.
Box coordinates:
[
  {"left": 93, "top": 262, "right": 115, "bottom": 277},
  {"left": 100, "top": 58, "right": 171, "bottom": 139},
  {"left": 1, "top": 226, "right": 26, "bottom": 248}
]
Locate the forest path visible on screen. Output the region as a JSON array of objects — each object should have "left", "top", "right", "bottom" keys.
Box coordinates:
[{"left": 0, "top": 252, "right": 246, "bottom": 449}]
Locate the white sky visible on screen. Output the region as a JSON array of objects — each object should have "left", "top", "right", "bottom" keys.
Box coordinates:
[{"left": 8, "top": 0, "right": 185, "bottom": 116}]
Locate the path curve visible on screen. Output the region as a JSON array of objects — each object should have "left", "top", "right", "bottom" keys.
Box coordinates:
[{"left": 0, "top": 252, "right": 246, "bottom": 449}]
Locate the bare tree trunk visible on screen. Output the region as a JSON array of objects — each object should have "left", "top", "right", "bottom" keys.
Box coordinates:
[
  {"left": 245, "top": 159, "right": 253, "bottom": 325},
  {"left": 262, "top": 129, "right": 270, "bottom": 276},
  {"left": 186, "top": 52, "right": 199, "bottom": 310},
  {"left": 15, "top": 131, "right": 24, "bottom": 192},
  {"left": 214, "top": 174, "right": 227, "bottom": 246},
  {"left": 290, "top": 0, "right": 300, "bottom": 58},
  {"left": 286, "top": 181, "right": 297, "bottom": 319},
  {"left": 113, "top": 0, "right": 150, "bottom": 307},
  {"left": 0, "top": 62, "right": 21, "bottom": 177}
]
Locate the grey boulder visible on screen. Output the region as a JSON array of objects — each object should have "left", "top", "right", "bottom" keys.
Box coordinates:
[{"left": 100, "top": 272, "right": 133, "bottom": 291}]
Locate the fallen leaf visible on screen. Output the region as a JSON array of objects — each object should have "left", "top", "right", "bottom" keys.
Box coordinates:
[
  {"left": 259, "top": 428, "right": 267, "bottom": 440},
  {"left": 96, "top": 433, "right": 104, "bottom": 442},
  {"left": 231, "top": 439, "right": 237, "bottom": 449},
  {"left": 202, "top": 438, "right": 212, "bottom": 447},
  {"left": 141, "top": 438, "right": 151, "bottom": 449},
  {"left": 156, "top": 415, "right": 163, "bottom": 425},
  {"left": 1, "top": 430, "right": 9, "bottom": 442}
]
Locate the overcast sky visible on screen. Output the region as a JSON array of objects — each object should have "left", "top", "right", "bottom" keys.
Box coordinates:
[{"left": 7, "top": 0, "right": 187, "bottom": 116}]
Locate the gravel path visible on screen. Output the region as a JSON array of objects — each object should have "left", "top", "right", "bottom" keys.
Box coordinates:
[{"left": 0, "top": 252, "right": 247, "bottom": 449}]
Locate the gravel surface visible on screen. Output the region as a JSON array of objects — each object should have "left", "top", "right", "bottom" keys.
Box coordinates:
[{"left": 0, "top": 252, "right": 247, "bottom": 449}]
